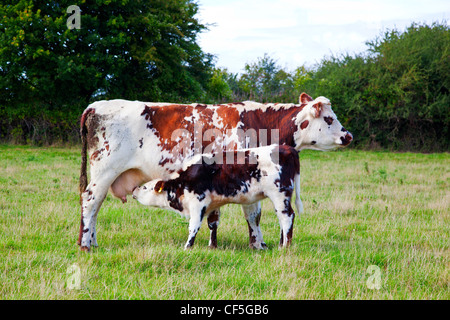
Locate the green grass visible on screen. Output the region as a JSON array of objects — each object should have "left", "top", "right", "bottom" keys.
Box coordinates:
[{"left": 0, "top": 145, "right": 448, "bottom": 299}]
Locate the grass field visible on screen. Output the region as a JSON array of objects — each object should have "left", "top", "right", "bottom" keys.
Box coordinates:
[{"left": 0, "top": 144, "right": 448, "bottom": 299}]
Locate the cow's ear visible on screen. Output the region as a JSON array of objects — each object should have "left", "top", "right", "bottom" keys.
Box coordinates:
[
  {"left": 311, "top": 102, "right": 323, "bottom": 118},
  {"left": 154, "top": 180, "right": 165, "bottom": 193},
  {"left": 299, "top": 92, "right": 313, "bottom": 104}
]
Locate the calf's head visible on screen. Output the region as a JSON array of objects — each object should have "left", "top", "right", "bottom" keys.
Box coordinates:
[
  {"left": 294, "top": 93, "right": 353, "bottom": 151},
  {"left": 132, "top": 179, "right": 167, "bottom": 207}
]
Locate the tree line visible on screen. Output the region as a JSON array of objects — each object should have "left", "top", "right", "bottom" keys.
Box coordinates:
[{"left": 0, "top": 1, "right": 448, "bottom": 151}]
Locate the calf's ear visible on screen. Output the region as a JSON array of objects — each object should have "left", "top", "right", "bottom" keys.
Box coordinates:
[
  {"left": 155, "top": 180, "right": 165, "bottom": 193},
  {"left": 299, "top": 92, "right": 313, "bottom": 104}
]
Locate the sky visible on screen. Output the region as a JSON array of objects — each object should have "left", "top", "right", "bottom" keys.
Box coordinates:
[{"left": 196, "top": 0, "right": 449, "bottom": 74}]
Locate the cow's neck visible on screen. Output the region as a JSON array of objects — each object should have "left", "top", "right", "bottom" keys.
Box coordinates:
[{"left": 239, "top": 104, "right": 305, "bottom": 148}]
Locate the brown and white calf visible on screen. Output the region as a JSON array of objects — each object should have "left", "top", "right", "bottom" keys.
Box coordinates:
[
  {"left": 132, "top": 145, "right": 302, "bottom": 249},
  {"left": 78, "top": 93, "right": 352, "bottom": 251}
]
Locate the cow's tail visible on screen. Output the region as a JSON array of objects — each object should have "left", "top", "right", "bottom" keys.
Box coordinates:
[
  {"left": 79, "top": 108, "right": 93, "bottom": 196},
  {"left": 294, "top": 172, "right": 304, "bottom": 214}
]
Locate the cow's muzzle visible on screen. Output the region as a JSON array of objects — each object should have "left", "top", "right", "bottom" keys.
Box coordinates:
[{"left": 340, "top": 132, "right": 353, "bottom": 146}]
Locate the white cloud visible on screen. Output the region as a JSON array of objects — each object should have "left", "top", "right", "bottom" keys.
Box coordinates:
[{"left": 197, "top": 0, "right": 450, "bottom": 73}]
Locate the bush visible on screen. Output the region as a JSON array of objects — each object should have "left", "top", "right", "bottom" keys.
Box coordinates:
[{"left": 305, "top": 22, "right": 449, "bottom": 151}]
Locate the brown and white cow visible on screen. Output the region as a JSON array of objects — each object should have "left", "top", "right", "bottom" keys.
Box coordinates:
[
  {"left": 132, "top": 145, "right": 302, "bottom": 249},
  {"left": 78, "top": 93, "right": 352, "bottom": 251}
]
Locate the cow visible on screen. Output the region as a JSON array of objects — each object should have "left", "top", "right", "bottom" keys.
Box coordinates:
[
  {"left": 132, "top": 145, "right": 302, "bottom": 249},
  {"left": 78, "top": 93, "right": 352, "bottom": 251}
]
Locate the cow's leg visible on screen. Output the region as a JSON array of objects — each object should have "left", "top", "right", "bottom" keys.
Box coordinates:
[
  {"left": 242, "top": 202, "right": 267, "bottom": 249},
  {"left": 207, "top": 209, "right": 220, "bottom": 249},
  {"left": 185, "top": 204, "right": 206, "bottom": 250},
  {"left": 78, "top": 174, "right": 116, "bottom": 251},
  {"left": 272, "top": 197, "right": 295, "bottom": 248}
]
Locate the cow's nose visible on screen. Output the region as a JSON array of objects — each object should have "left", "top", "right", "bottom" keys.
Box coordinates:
[{"left": 340, "top": 132, "right": 353, "bottom": 146}]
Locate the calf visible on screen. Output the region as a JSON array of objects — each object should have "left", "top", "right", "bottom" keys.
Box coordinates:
[{"left": 132, "top": 145, "right": 302, "bottom": 249}]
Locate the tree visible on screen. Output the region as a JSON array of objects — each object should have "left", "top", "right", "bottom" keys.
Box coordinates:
[
  {"left": 0, "top": 0, "right": 213, "bottom": 143},
  {"left": 306, "top": 21, "right": 449, "bottom": 151},
  {"left": 237, "top": 53, "right": 296, "bottom": 102}
]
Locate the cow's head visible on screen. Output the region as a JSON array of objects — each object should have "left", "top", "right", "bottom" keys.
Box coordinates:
[
  {"left": 293, "top": 93, "right": 353, "bottom": 151},
  {"left": 132, "top": 179, "right": 167, "bottom": 207}
]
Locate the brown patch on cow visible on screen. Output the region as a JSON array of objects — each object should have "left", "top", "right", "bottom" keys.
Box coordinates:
[
  {"left": 90, "top": 148, "right": 104, "bottom": 162},
  {"left": 141, "top": 104, "right": 193, "bottom": 150},
  {"left": 141, "top": 102, "right": 308, "bottom": 166},
  {"left": 141, "top": 104, "right": 226, "bottom": 164},
  {"left": 84, "top": 111, "right": 102, "bottom": 151},
  {"left": 141, "top": 105, "right": 153, "bottom": 121},
  {"left": 312, "top": 102, "right": 323, "bottom": 118},
  {"left": 273, "top": 146, "right": 299, "bottom": 193},
  {"left": 229, "top": 102, "right": 245, "bottom": 106},
  {"left": 206, "top": 210, "right": 220, "bottom": 248},
  {"left": 239, "top": 106, "right": 305, "bottom": 147},
  {"left": 216, "top": 105, "right": 240, "bottom": 129},
  {"left": 300, "top": 120, "right": 309, "bottom": 130},
  {"left": 247, "top": 221, "right": 257, "bottom": 246},
  {"left": 324, "top": 116, "right": 334, "bottom": 125}
]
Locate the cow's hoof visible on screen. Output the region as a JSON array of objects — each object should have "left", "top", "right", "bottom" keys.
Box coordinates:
[
  {"left": 250, "top": 242, "right": 268, "bottom": 250},
  {"left": 208, "top": 244, "right": 218, "bottom": 250}
]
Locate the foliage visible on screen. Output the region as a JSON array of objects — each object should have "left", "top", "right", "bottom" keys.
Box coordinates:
[
  {"left": 305, "top": 22, "right": 450, "bottom": 151},
  {"left": 0, "top": 5, "right": 448, "bottom": 152},
  {"left": 213, "top": 22, "right": 449, "bottom": 151},
  {"left": 0, "top": 0, "right": 213, "bottom": 144}
]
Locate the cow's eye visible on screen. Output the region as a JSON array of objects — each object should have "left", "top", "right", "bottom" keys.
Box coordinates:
[{"left": 143, "top": 186, "right": 147, "bottom": 190}]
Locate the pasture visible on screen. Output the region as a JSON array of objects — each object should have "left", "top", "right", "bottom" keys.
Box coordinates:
[{"left": 0, "top": 145, "right": 448, "bottom": 299}]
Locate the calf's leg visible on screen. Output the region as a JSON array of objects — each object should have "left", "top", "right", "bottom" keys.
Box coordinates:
[
  {"left": 185, "top": 204, "right": 206, "bottom": 250},
  {"left": 207, "top": 209, "right": 220, "bottom": 249},
  {"left": 271, "top": 196, "right": 295, "bottom": 248},
  {"left": 242, "top": 202, "right": 267, "bottom": 249}
]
